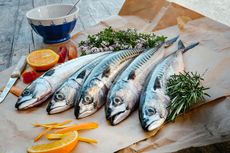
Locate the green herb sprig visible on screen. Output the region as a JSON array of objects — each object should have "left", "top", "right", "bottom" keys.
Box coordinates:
[
  {"left": 166, "top": 71, "right": 210, "bottom": 121},
  {"left": 79, "top": 27, "right": 166, "bottom": 54}
]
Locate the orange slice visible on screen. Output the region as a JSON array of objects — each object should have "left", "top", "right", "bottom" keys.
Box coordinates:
[
  {"left": 27, "top": 131, "right": 78, "bottom": 153},
  {"left": 27, "top": 49, "right": 59, "bottom": 71}
]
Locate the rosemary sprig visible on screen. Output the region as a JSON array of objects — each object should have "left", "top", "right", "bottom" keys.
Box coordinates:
[{"left": 166, "top": 71, "right": 210, "bottom": 121}]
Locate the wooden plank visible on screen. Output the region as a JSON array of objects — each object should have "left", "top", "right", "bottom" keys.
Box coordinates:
[
  {"left": 31, "top": 0, "right": 47, "bottom": 49},
  {"left": 10, "top": 0, "right": 34, "bottom": 67},
  {"left": 0, "top": 0, "right": 20, "bottom": 71},
  {"left": 46, "top": 0, "right": 62, "bottom": 4},
  {"left": 0, "top": 0, "right": 125, "bottom": 71}
]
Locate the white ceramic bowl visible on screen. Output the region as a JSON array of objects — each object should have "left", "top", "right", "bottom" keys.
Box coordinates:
[{"left": 26, "top": 4, "right": 79, "bottom": 44}]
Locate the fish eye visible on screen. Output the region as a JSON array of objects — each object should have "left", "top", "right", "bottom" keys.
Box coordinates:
[
  {"left": 145, "top": 107, "right": 156, "bottom": 116},
  {"left": 22, "top": 89, "right": 30, "bottom": 96},
  {"left": 113, "top": 97, "right": 122, "bottom": 106},
  {"left": 55, "top": 93, "right": 65, "bottom": 101},
  {"left": 83, "top": 96, "right": 93, "bottom": 104}
]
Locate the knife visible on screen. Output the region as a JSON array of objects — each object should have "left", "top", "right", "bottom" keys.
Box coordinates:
[{"left": 0, "top": 56, "right": 27, "bottom": 103}]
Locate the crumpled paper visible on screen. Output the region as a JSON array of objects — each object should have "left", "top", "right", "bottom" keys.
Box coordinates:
[
  {"left": 119, "top": 0, "right": 203, "bottom": 31},
  {"left": 0, "top": 1, "right": 230, "bottom": 152},
  {"left": 116, "top": 17, "right": 230, "bottom": 152},
  {"left": 0, "top": 17, "right": 229, "bottom": 153}
]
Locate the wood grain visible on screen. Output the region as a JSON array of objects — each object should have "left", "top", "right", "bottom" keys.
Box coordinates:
[{"left": 0, "top": 0, "right": 124, "bottom": 71}]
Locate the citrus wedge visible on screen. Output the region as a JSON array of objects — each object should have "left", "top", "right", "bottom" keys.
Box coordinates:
[
  {"left": 27, "top": 49, "right": 59, "bottom": 71},
  {"left": 28, "top": 131, "right": 78, "bottom": 153}
]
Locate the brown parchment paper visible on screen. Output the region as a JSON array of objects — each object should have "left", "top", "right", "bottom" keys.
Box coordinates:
[
  {"left": 119, "top": 0, "right": 203, "bottom": 31},
  {"left": 0, "top": 17, "right": 230, "bottom": 153}
]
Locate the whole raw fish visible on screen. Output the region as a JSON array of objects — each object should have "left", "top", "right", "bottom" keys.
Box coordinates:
[
  {"left": 75, "top": 48, "right": 145, "bottom": 118},
  {"left": 139, "top": 41, "right": 199, "bottom": 131},
  {"left": 105, "top": 36, "right": 179, "bottom": 125},
  {"left": 47, "top": 53, "right": 110, "bottom": 114},
  {"left": 15, "top": 52, "right": 110, "bottom": 110}
]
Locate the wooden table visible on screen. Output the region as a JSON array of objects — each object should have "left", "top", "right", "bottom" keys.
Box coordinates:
[
  {"left": 0, "top": 0, "right": 124, "bottom": 71},
  {"left": 0, "top": 0, "right": 229, "bottom": 152}
]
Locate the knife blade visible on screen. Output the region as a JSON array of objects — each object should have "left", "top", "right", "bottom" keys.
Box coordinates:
[{"left": 0, "top": 56, "right": 27, "bottom": 103}]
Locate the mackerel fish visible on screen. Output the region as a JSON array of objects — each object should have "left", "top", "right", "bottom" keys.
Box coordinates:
[
  {"left": 75, "top": 48, "right": 145, "bottom": 118},
  {"left": 105, "top": 36, "right": 179, "bottom": 125},
  {"left": 15, "top": 52, "right": 109, "bottom": 110},
  {"left": 47, "top": 53, "right": 110, "bottom": 114},
  {"left": 139, "top": 41, "right": 199, "bottom": 131}
]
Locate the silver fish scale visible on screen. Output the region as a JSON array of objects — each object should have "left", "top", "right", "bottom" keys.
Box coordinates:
[
  {"left": 154, "top": 56, "right": 174, "bottom": 84},
  {"left": 154, "top": 52, "right": 181, "bottom": 86},
  {"left": 119, "top": 46, "right": 163, "bottom": 81},
  {"left": 139, "top": 51, "right": 184, "bottom": 131},
  {"left": 146, "top": 55, "right": 174, "bottom": 93},
  {"left": 136, "top": 49, "right": 157, "bottom": 71},
  {"left": 86, "top": 49, "right": 143, "bottom": 80},
  {"left": 75, "top": 48, "right": 144, "bottom": 118},
  {"left": 70, "top": 53, "right": 109, "bottom": 81},
  {"left": 16, "top": 52, "right": 110, "bottom": 110}
]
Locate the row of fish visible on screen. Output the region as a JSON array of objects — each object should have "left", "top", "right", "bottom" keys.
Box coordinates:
[{"left": 15, "top": 36, "right": 199, "bottom": 131}]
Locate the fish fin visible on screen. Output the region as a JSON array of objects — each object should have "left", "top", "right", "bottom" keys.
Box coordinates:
[
  {"left": 153, "top": 76, "right": 161, "bottom": 90},
  {"left": 178, "top": 40, "right": 185, "bottom": 50},
  {"left": 77, "top": 70, "right": 86, "bottom": 79},
  {"left": 43, "top": 69, "right": 55, "bottom": 76},
  {"left": 182, "top": 42, "right": 199, "bottom": 53},
  {"left": 164, "top": 35, "right": 179, "bottom": 48},
  {"left": 127, "top": 71, "right": 136, "bottom": 80},
  {"left": 102, "top": 67, "right": 111, "bottom": 78}
]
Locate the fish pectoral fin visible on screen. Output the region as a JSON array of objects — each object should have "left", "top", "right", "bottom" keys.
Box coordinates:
[
  {"left": 77, "top": 70, "right": 86, "bottom": 79},
  {"left": 102, "top": 67, "right": 111, "bottom": 78},
  {"left": 127, "top": 71, "right": 136, "bottom": 80},
  {"left": 153, "top": 76, "right": 161, "bottom": 90},
  {"left": 43, "top": 69, "right": 55, "bottom": 76}
]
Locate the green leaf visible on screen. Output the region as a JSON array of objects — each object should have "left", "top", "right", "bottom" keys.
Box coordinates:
[{"left": 166, "top": 71, "right": 210, "bottom": 121}]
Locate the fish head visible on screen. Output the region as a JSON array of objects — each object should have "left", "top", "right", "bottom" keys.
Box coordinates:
[
  {"left": 139, "top": 92, "right": 169, "bottom": 131},
  {"left": 75, "top": 78, "right": 107, "bottom": 118},
  {"left": 47, "top": 80, "right": 78, "bottom": 114},
  {"left": 15, "top": 78, "right": 52, "bottom": 110},
  {"left": 106, "top": 80, "right": 139, "bottom": 125}
]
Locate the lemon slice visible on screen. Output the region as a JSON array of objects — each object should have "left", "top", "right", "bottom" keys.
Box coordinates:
[
  {"left": 27, "top": 131, "right": 78, "bottom": 153},
  {"left": 27, "top": 49, "right": 59, "bottom": 71}
]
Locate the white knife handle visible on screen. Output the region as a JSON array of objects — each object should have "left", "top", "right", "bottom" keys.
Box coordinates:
[{"left": 11, "top": 56, "right": 27, "bottom": 78}]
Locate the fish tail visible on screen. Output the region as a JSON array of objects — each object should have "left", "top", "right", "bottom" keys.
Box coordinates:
[
  {"left": 164, "top": 35, "right": 179, "bottom": 48},
  {"left": 182, "top": 42, "right": 199, "bottom": 53}
]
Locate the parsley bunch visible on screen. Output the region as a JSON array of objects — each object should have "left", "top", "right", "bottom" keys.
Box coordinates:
[{"left": 79, "top": 27, "right": 166, "bottom": 55}]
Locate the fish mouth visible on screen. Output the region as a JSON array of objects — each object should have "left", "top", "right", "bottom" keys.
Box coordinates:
[
  {"left": 74, "top": 103, "right": 95, "bottom": 119},
  {"left": 144, "top": 119, "right": 165, "bottom": 131},
  {"left": 76, "top": 109, "right": 95, "bottom": 119},
  {"left": 46, "top": 101, "right": 70, "bottom": 115},
  {"left": 107, "top": 110, "right": 127, "bottom": 125},
  {"left": 47, "top": 105, "right": 68, "bottom": 115},
  {"left": 15, "top": 94, "right": 51, "bottom": 110},
  {"left": 15, "top": 97, "right": 43, "bottom": 110}
]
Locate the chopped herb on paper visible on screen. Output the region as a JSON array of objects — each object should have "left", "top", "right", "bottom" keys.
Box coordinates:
[{"left": 79, "top": 27, "right": 166, "bottom": 55}]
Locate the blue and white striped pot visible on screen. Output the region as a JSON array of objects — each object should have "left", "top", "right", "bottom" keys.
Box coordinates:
[{"left": 26, "top": 4, "right": 79, "bottom": 44}]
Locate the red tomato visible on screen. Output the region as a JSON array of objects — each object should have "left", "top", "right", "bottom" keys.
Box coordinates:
[
  {"left": 22, "top": 71, "right": 40, "bottom": 84},
  {"left": 58, "top": 46, "right": 68, "bottom": 63}
]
